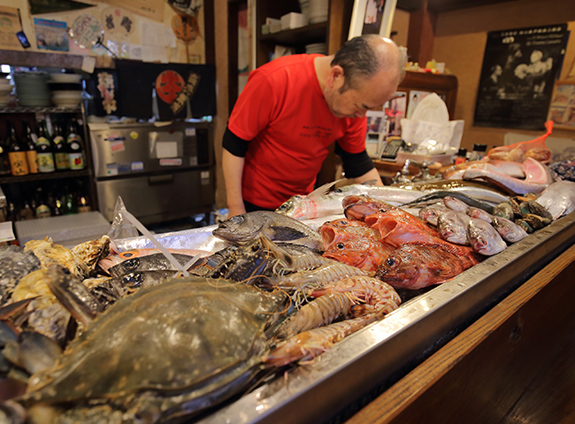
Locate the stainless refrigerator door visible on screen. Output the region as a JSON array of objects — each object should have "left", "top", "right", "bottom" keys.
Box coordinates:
[
  {"left": 96, "top": 169, "right": 214, "bottom": 224},
  {"left": 89, "top": 123, "right": 211, "bottom": 178}
]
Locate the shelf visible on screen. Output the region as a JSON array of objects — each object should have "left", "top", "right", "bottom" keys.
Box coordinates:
[
  {"left": 258, "top": 22, "right": 328, "bottom": 46},
  {"left": 0, "top": 106, "right": 82, "bottom": 114},
  {"left": 0, "top": 170, "right": 91, "bottom": 185}
]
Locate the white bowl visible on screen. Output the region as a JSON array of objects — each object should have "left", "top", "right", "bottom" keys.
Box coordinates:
[{"left": 50, "top": 73, "right": 82, "bottom": 84}]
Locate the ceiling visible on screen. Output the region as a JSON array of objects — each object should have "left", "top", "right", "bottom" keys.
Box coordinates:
[{"left": 396, "top": 0, "right": 520, "bottom": 13}]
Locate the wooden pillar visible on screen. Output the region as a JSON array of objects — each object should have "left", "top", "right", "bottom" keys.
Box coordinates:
[{"left": 406, "top": 0, "right": 437, "bottom": 66}]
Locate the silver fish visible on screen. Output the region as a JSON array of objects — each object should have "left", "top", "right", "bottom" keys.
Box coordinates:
[
  {"left": 463, "top": 168, "right": 548, "bottom": 195},
  {"left": 535, "top": 181, "right": 575, "bottom": 220},
  {"left": 402, "top": 191, "right": 495, "bottom": 213},
  {"left": 213, "top": 211, "right": 324, "bottom": 250},
  {"left": 443, "top": 196, "right": 470, "bottom": 212},
  {"left": 438, "top": 210, "right": 468, "bottom": 245},
  {"left": 491, "top": 216, "right": 528, "bottom": 243},
  {"left": 276, "top": 179, "right": 429, "bottom": 220},
  {"left": 467, "top": 207, "right": 493, "bottom": 223},
  {"left": 418, "top": 204, "right": 450, "bottom": 227},
  {"left": 107, "top": 253, "right": 194, "bottom": 278},
  {"left": 467, "top": 217, "right": 507, "bottom": 256}
]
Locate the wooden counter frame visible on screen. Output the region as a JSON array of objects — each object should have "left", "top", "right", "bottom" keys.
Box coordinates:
[{"left": 346, "top": 243, "right": 575, "bottom": 424}]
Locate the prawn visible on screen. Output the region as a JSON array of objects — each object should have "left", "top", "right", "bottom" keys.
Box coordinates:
[
  {"left": 264, "top": 314, "right": 382, "bottom": 367},
  {"left": 309, "top": 275, "right": 401, "bottom": 317},
  {"left": 275, "top": 275, "right": 401, "bottom": 339}
]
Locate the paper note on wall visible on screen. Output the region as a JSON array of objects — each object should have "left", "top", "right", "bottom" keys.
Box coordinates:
[{"left": 156, "top": 141, "right": 178, "bottom": 158}]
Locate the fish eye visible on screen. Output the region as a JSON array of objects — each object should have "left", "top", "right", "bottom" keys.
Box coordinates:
[
  {"left": 386, "top": 257, "right": 398, "bottom": 268},
  {"left": 123, "top": 273, "right": 143, "bottom": 288},
  {"left": 123, "top": 258, "right": 139, "bottom": 271},
  {"left": 336, "top": 242, "right": 346, "bottom": 250}
]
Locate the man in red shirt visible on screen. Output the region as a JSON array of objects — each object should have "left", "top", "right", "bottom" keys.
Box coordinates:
[{"left": 223, "top": 35, "right": 405, "bottom": 217}]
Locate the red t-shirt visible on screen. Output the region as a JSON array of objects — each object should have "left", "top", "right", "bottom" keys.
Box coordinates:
[{"left": 228, "top": 54, "right": 367, "bottom": 209}]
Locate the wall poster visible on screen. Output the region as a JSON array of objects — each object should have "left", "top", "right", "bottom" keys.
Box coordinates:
[{"left": 474, "top": 24, "right": 569, "bottom": 131}]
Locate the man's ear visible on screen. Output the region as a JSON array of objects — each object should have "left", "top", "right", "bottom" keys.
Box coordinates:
[{"left": 327, "top": 64, "right": 344, "bottom": 88}]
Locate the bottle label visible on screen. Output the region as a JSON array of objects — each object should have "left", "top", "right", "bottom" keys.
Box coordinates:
[
  {"left": 26, "top": 150, "right": 39, "bottom": 173},
  {"left": 55, "top": 152, "right": 70, "bottom": 170},
  {"left": 69, "top": 152, "right": 85, "bottom": 170},
  {"left": 9, "top": 152, "right": 29, "bottom": 175},
  {"left": 38, "top": 152, "right": 56, "bottom": 172},
  {"left": 37, "top": 136, "right": 50, "bottom": 145},
  {"left": 36, "top": 204, "right": 51, "bottom": 219}
]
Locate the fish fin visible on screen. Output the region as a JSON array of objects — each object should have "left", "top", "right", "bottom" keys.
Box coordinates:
[
  {"left": 307, "top": 179, "right": 353, "bottom": 200},
  {"left": 268, "top": 225, "right": 308, "bottom": 241},
  {"left": 259, "top": 235, "right": 295, "bottom": 268}
]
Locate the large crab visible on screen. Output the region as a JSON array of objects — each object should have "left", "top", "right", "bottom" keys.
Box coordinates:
[{"left": 18, "top": 276, "right": 290, "bottom": 423}]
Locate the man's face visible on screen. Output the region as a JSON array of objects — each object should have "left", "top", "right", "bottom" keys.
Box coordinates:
[{"left": 324, "top": 68, "right": 398, "bottom": 119}]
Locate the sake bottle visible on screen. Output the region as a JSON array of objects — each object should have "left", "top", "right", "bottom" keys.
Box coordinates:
[
  {"left": 7, "top": 120, "right": 29, "bottom": 176},
  {"left": 52, "top": 122, "right": 69, "bottom": 171},
  {"left": 36, "top": 120, "right": 55, "bottom": 173},
  {"left": 0, "top": 132, "right": 11, "bottom": 176},
  {"left": 66, "top": 121, "right": 85, "bottom": 170},
  {"left": 23, "top": 121, "right": 39, "bottom": 174}
]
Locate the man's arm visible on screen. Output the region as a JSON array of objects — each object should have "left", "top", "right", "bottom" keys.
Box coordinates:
[
  {"left": 335, "top": 143, "right": 383, "bottom": 186},
  {"left": 352, "top": 167, "right": 383, "bottom": 186},
  {"left": 222, "top": 127, "right": 251, "bottom": 217},
  {"left": 222, "top": 149, "right": 246, "bottom": 217}
]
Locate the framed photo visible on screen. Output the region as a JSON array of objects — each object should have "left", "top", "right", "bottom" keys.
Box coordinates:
[
  {"left": 348, "top": 0, "right": 397, "bottom": 40},
  {"left": 366, "top": 110, "right": 387, "bottom": 157}
]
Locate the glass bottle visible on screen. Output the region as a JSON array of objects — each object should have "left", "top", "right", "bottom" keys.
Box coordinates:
[
  {"left": 23, "top": 121, "right": 39, "bottom": 174},
  {"left": 35, "top": 186, "right": 51, "bottom": 219},
  {"left": 7, "top": 120, "right": 29, "bottom": 176},
  {"left": 52, "top": 122, "right": 69, "bottom": 171},
  {"left": 77, "top": 181, "right": 91, "bottom": 213},
  {"left": 468, "top": 143, "right": 488, "bottom": 162},
  {"left": 36, "top": 120, "right": 55, "bottom": 173},
  {"left": 0, "top": 132, "right": 10, "bottom": 176},
  {"left": 66, "top": 121, "right": 85, "bottom": 170},
  {"left": 455, "top": 148, "right": 467, "bottom": 165},
  {"left": 19, "top": 200, "right": 35, "bottom": 220}
]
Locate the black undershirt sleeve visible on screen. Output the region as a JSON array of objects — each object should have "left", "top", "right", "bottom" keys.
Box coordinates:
[
  {"left": 334, "top": 142, "right": 375, "bottom": 178},
  {"left": 222, "top": 126, "right": 251, "bottom": 157}
]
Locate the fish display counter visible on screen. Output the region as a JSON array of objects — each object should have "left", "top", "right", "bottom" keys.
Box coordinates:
[{"left": 111, "top": 209, "right": 575, "bottom": 424}]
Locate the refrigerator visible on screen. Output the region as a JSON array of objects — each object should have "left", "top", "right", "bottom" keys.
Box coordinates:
[{"left": 88, "top": 120, "right": 215, "bottom": 225}]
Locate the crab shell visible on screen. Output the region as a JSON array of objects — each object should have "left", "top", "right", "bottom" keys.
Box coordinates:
[{"left": 20, "top": 278, "right": 289, "bottom": 421}]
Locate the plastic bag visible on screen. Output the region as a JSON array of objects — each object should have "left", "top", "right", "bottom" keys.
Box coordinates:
[
  {"left": 400, "top": 93, "right": 464, "bottom": 152},
  {"left": 107, "top": 197, "right": 139, "bottom": 240},
  {"left": 487, "top": 120, "right": 553, "bottom": 163}
]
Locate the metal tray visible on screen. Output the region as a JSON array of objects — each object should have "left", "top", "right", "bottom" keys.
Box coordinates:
[{"left": 115, "top": 212, "right": 575, "bottom": 424}]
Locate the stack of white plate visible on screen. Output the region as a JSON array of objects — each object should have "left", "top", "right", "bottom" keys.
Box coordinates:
[
  {"left": 306, "top": 42, "right": 327, "bottom": 54},
  {"left": 50, "top": 73, "right": 82, "bottom": 108},
  {"left": 13, "top": 71, "right": 51, "bottom": 107},
  {"left": 308, "top": 0, "right": 328, "bottom": 24},
  {"left": 0, "top": 78, "right": 12, "bottom": 106}
]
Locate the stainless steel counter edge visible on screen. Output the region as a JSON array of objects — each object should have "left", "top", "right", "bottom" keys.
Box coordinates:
[{"left": 197, "top": 212, "right": 575, "bottom": 424}]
